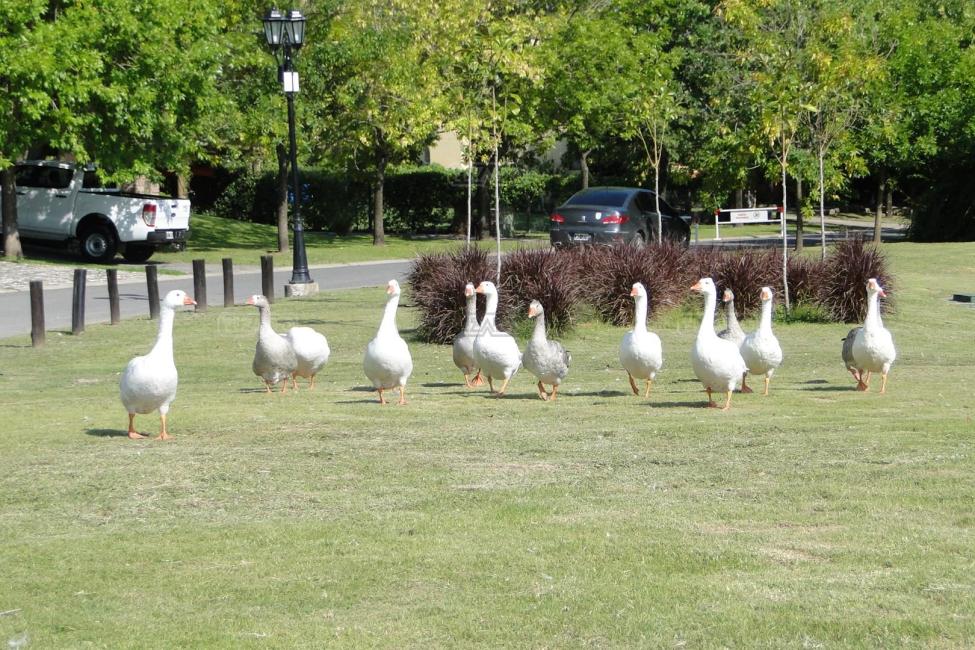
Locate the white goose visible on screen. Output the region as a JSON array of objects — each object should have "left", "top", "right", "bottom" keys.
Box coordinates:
[
  {"left": 523, "top": 300, "right": 571, "bottom": 401},
  {"left": 619, "top": 282, "right": 663, "bottom": 398},
  {"left": 739, "top": 286, "right": 783, "bottom": 395},
  {"left": 690, "top": 278, "right": 748, "bottom": 410},
  {"left": 363, "top": 279, "right": 413, "bottom": 405},
  {"left": 452, "top": 282, "right": 483, "bottom": 387},
  {"left": 119, "top": 289, "right": 196, "bottom": 440},
  {"left": 851, "top": 278, "right": 896, "bottom": 393},
  {"left": 472, "top": 281, "right": 522, "bottom": 396},
  {"left": 247, "top": 294, "right": 297, "bottom": 393},
  {"left": 285, "top": 326, "right": 330, "bottom": 389}
]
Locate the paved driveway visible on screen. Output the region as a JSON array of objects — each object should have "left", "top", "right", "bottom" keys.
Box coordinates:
[{"left": 0, "top": 259, "right": 412, "bottom": 340}]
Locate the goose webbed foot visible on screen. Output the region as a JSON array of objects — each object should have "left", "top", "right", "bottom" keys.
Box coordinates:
[{"left": 127, "top": 414, "right": 145, "bottom": 439}]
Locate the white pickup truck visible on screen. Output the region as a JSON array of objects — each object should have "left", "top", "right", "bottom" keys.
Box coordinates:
[{"left": 12, "top": 160, "right": 191, "bottom": 263}]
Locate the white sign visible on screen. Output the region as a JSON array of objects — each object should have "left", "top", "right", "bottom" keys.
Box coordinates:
[
  {"left": 729, "top": 209, "right": 770, "bottom": 224},
  {"left": 283, "top": 71, "right": 300, "bottom": 93}
]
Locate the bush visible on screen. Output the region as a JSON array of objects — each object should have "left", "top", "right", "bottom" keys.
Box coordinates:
[
  {"left": 500, "top": 247, "right": 583, "bottom": 334},
  {"left": 385, "top": 166, "right": 466, "bottom": 233},
  {"left": 408, "top": 239, "right": 891, "bottom": 341},
  {"left": 816, "top": 238, "right": 893, "bottom": 323},
  {"left": 574, "top": 242, "right": 691, "bottom": 326},
  {"left": 408, "top": 247, "right": 497, "bottom": 344}
]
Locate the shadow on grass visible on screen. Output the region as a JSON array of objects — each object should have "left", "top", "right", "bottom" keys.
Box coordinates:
[
  {"left": 85, "top": 428, "right": 129, "bottom": 437},
  {"left": 800, "top": 385, "right": 853, "bottom": 392}
]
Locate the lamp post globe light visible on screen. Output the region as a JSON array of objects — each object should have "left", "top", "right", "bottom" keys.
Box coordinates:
[{"left": 264, "top": 7, "right": 317, "bottom": 297}]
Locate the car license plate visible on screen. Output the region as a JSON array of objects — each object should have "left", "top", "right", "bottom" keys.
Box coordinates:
[{"left": 572, "top": 233, "right": 591, "bottom": 242}]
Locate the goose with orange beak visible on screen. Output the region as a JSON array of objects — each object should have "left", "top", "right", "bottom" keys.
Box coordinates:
[
  {"left": 120, "top": 289, "right": 196, "bottom": 440},
  {"left": 472, "top": 281, "right": 522, "bottom": 396},
  {"left": 689, "top": 278, "right": 747, "bottom": 410},
  {"left": 850, "top": 278, "right": 896, "bottom": 393},
  {"left": 363, "top": 280, "right": 413, "bottom": 405},
  {"left": 619, "top": 282, "right": 663, "bottom": 398},
  {"left": 739, "top": 286, "right": 783, "bottom": 395}
]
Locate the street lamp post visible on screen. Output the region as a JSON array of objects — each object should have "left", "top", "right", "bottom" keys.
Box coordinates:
[{"left": 264, "top": 8, "right": 318, "bottom": 297}]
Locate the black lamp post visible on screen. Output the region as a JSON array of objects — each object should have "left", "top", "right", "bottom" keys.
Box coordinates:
[{"left": 264, "top": 8, "right": 315, "bottom": 293}]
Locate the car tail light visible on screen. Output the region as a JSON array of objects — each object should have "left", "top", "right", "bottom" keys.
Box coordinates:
[
  {"left": 141, "top": 204, "right": 157, "bottom": 227},
  {"left": 550, "top": 213, "right": 565, "bottom": 224},
  {"left": 602, "top": 212, "right": 629, "bottom": 224}
]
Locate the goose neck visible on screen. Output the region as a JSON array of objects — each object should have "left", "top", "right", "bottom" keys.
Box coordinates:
[
  {"left": 531, "top": 312, "right": 547, "bottom": 342},
  {"left": 698, "top": 290, "right": 717, "bottom": 339},
  {"left": 864, "top": 291, "right": 883, "bottom": 330},
  {"left": 464, "top": 294, "right": 479, "bottom": 330},
  {"left": 257, "top": 305, "right": 276, "bottom": 337},
  {"left": 149, "top": 304, "right": 176, "bottom": 358},
  {"left": 633, "top": 294, "right": 648, "bottom": 332},
  {"left": 378, "top": 293, "right": 400, "bottom": 335},
  {"left": 725, "top": 300, "right": 741, "bottom": 330},
  {"left": 758, "top": 299, "right": 773, "bottom": 334}
]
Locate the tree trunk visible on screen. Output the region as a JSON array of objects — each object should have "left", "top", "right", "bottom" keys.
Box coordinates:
[
  {"left": 780, "top": 162, "right": 790, "bottom": 313},
  {"left": 873, "top": 173, "right": 885, "bottom": 244},
  {"left": 475, "top": 163, "right": 491, "bottom": 241},
  {"left": 372, "top": 154, "right": 387, "bottom": 246},
  {"left": 580, "top": 149, "right": 591, "bottom": 190},
  {"left": 1, "top": 167, "right": 23, "bottom": 259},
  {"left": 275, "top": 143, "right": 290, "bottom": 253},
  {"left": 176, "top": 174, "right": 190, "bottom": 200},
  {"left": 818, "top": 148, "right": 827, "bottom": 261},
  {"left": 794, "top": 176, "right": 804, "bottom": 252},
  {"left": 734, "top": 188, "right": 743, "bottom": 209},
  {"left": 885, "top": 182, "right": 893, "bottom": 224}
]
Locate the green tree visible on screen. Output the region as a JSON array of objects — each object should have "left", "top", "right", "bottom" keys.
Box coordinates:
[{"left": 303, "top": 0, "right": 446, "bottom": 246}]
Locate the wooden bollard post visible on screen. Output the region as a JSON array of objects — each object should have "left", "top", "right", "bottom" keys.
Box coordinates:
[
  {"left": 71, "top": 268, "right": 87, "bottom": 335},
  {"left": 222, "top": 258, "right": 234, "bottom": 307},
  {"left": 29, "top": 280, "right": 45, "bottom": 347},
  {"left": 146, "top": 265, "right": 160, "bottom": 319},
  {"left": 192, "top": 259, "right": 207, "bottom": 312},
  {"left": 261, "top": 255, "right": 274, "bottom": 303},
  {"left": 106, "top": 269, "right": 120, "bottom": 325}
]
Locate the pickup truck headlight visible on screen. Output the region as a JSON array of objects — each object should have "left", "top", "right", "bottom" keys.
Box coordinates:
[{"left": 141, "top": 204, "right": 157, "bottom": 227}]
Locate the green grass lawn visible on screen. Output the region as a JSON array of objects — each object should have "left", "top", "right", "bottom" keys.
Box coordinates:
[{"left": 1, "top": 242, "right": 973, "bottom": 647}]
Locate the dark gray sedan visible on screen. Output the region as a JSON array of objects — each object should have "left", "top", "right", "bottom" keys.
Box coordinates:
[{"left": 549, "top": 186, "right": 691, "bottom": 247}]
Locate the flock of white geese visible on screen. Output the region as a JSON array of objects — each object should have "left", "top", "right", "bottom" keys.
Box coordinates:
[{"left": 118, "top": 277, "right": 897, "bottom": 439}]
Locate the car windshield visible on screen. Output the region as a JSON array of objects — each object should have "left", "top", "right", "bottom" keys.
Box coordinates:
[{"left": 564, "top": 189, "right": 630, "bottom": 208}]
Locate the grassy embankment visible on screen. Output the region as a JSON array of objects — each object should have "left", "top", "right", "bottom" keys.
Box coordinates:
[{"left": 0, "top": 241, "right": 972, "bottom": 647}]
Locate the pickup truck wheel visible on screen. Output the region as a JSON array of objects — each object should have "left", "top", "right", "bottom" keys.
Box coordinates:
[
  {"left": 122, "top": 244, "right": 154, "bottom": 263},
  {"left": 79, "top": 224, "right": 118, "bottom": 263}
]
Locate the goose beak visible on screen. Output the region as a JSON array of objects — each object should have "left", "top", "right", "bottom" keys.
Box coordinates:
[
  {"left": 475, "top": 284, "right": 485, "bottom": 294},
  {"left": 246, "top": 296, "right": 255, "bottom": 305},
  {"left": 630, "top": 287, "right": 639, "bottom": 297},
  {"left": 528, "top": 306, "right": 537, "bottom": 317},
  {"left": 878, "top": 289, "right": 887, "bottom": 298},
  {"left": 465, "top": 286, "right": 474, "bottom": 297},
  {"left": 691, "top": 281, "right": 702, "bottom": 292},
  {"left": 184, "top": 296, "right": 197, "bottom": 306}
]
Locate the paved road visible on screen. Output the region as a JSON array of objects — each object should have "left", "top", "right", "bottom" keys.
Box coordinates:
[{"left": 0, "top": 259, "right": 412, "bottom": 340}]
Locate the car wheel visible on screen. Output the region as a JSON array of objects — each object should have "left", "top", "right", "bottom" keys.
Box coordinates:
[
  {"left": 630, "top": 231, "right": 647, "bottom": 248},
  {"left": 79, "top": 223, "right": 118, "bottom": 263}
]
